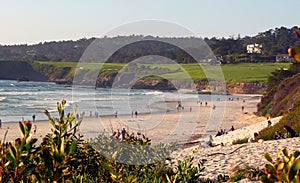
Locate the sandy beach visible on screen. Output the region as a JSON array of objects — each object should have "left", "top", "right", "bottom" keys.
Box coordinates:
[
  {"left": 1, "top": 94, "right": 289, "bottom": 181},
  {"left": 0, "top": 95, "right": 263, "bottom": 144}
]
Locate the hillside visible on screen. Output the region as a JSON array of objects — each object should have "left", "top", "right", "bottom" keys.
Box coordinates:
[
  {"left": 0, "top": 26, "right": 299, "bottom": 63},
  {"left": 257, "top": 63, "right": 300, "bottom": 117}
]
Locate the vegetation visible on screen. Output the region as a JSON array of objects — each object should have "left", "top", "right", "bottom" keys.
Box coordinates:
[
  {"left": 261, "top": 149, "right": 300, "bottom": 182},
  {"left": 228, "top": 165, "right": 262, "bottom": 182},
  {"left": 0, "top": 26, "right": 299, "bottom": 64},
  {"left": 257, "top": 101, "right": 300, "bottom": 141},
  {"left": 232, "top": 137, "right": 249, "bottom": 145},
  {"left": 35, "top": 61, "right": 291, "bottom": 82}
]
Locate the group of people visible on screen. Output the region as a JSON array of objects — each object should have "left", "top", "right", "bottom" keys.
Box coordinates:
[
  {"left": 215, "top": 126, "right": 235, "bottom": 137},
  {"left": 248, "top": 125, "right": 297, "bottom": 143},
  {"left": 111, "top": 127, "right": 150, "bottom": 143}
]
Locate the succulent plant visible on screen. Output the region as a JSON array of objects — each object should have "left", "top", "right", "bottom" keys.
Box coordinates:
[{"left": 261, "top": 148, "right": 300, "bottom": 182}]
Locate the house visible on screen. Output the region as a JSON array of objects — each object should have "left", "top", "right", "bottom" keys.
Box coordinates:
[
  {"left": 276, "top": 54, "right": 293, "bottom": 62},
  {"left": 247, "top": 44, "right": 262, "bottom": 54}
]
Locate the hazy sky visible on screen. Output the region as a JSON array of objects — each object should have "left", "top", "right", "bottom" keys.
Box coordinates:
[{"left": 1, "top": 0, "right": 300, "bottom": 45}]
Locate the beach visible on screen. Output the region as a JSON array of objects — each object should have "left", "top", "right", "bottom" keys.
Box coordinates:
[
  {"left": 0, "top": 95, "right": 263, "bottom": 143},
  {"left": 0, "top": 94, "right": 289, "bottom": 181}
]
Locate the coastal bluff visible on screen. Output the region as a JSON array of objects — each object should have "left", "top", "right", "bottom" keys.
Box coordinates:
[
  {"left": 0, "top": 61, "right": 266, "bottom": 94},
  {"left": 0, "top": 61, "right": 47, "bottom": 81}
]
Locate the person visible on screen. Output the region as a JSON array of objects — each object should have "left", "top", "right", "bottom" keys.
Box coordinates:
[
  {"left": 267, "top": 116, "right": 272, "bottom": 127},
  {"left": 283, "top": 125, "right": 296, "bottom": 138},
  {"left": 189, "top": 107, "right": 192, "bottom": 112},
  {"left": 114, "top": 111, "right": 118, "bottom": 118},
  {"left": 33, "top": 125, "right": 37, "bottom": 134},
  {"left": 135, "top": 111, "right": 138, "bottom": 118},
  {"left": 116, "top": 129, "right": 121, "bottom": 139},
  {"left": 32, "top": 114, "right": 36, "bottom": 122},
  {"left": 121, "top": 128, "right": 126, "bottom": 140},
  {"left": 0, "top": 119, "right": 2, "bottom": 128},
  {"left": 212, "top": 104, "right": 216, "bottom": 109},
  {"left": 230, "top": 125, "right": 234, "bottom": 131},
  {"left": 274, "top": 131, "right": 283, "bottom": 140},
  {"left": 248, "top": 132, "right": 258, "bottom": 143},
  {"left": 242, "top": 106, "right": 244, "bottom": 112},
  {"left": 205, "top": 102, "right": 208, "bottom": 107},
  {"left": 215, "top": 130, "right": 222, "bottom": 137}
]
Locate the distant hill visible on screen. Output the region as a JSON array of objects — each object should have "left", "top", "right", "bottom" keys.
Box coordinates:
[{"left": 0, "top": 26, "right": 299, "bottom": 63}]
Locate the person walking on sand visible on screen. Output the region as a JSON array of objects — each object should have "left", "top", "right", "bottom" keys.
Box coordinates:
[
  {"left": 121, "top": 128, "right": 126, "bottom": 141},
  {"left": 32, "top": 114, "right": 36, "bottom": 122},
  {"left": 33, "top": 125, "right": 37, "bottom": 134},
  {"left": 135, "top": 111, "right": 138, "bottom": 118}
]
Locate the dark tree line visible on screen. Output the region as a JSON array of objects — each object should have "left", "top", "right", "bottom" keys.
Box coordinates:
[{"left": 0, "top": 26, "right": 298, "bottom": 63}]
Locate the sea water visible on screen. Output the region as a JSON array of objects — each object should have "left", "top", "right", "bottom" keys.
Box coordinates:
[{"left": 0, "top": 80, "right": 233, "bottom": 123}]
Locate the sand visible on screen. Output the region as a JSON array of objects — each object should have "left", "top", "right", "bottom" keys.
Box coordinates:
[
  {"left": 0, "top": 95, "right": 263, "bottom": 144},
  {"left": 1, "top": 94, "right": 290, "bottom": 181}
]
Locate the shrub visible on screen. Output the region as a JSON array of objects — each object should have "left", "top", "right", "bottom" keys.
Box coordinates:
[
  {"left": 232, "top": 137, "right": 249, "bottom": 145},
  {"left": 261, "top": 148, "right": 300, "bottom": 182}
]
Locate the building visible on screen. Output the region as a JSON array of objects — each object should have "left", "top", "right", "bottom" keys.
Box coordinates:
[
  {"left": 276, "top": 54, "right": 293, "bottom": 62},
  {"left": 247, "top": 44, "right": 262, "bottom": 54}
]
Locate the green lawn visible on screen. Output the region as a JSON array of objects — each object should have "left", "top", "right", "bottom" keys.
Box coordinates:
[{"left": 38, "top": 61, "right": 291, "bottom": 82}]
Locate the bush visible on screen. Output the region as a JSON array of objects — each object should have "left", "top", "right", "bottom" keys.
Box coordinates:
[
  {"left": 232, "top": 137, "right": 249, "bottom": 145},
  {"left": 261, "top": 148, "right": 300, "bottom": 182}
]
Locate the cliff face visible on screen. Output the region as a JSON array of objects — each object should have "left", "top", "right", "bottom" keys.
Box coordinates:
[
  {"left": 226, "top": 82, "right": 266, "bottom": 94},
  {"left": 0, "top": 61, "right": 48, "bottom": 81},
  {"left": 257, "top": 72, "right": 300, "bottom": 117},
  {"left": 193, "top": 80, "right": 266, "bottom": 94}
]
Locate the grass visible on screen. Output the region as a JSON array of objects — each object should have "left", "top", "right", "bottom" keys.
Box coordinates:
[{"left": 37, "top": 61, "right": 291, "bottom": 82}]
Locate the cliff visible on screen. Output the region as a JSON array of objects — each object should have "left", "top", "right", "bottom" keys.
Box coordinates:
[
  {"left": 0, "top": 61, "right": 47, "bottom": 81},
  {"left": 257, "top": 72, "right": 300, "bottom": 117}
]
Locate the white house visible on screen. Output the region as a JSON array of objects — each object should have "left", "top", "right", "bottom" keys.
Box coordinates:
[{"left": 247, "top": 44, "right": 262, "bottom": 54}]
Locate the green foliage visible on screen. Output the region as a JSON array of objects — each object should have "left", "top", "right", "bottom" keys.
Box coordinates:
[
  {"left": 34, "top": 99, "right": 85, "bottom": 182},
  {"left": 232, "top": 137, "right": 249, "bottom": 145},
  {"left": 261, "top": 148, "right": 300, "bottom": 182},
  {"left": 1, "top": 121, "right": 38, "bottom": 182},
  {"left": 37, "top": 61, "right": 291, "bottom": 82}
]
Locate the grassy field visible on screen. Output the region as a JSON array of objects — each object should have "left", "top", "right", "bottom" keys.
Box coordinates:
[{"left": 38, "top": 61, "right": 291, "bottom": 82}]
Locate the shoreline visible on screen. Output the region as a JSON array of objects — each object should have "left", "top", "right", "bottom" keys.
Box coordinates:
[{"left": 0, "top": 94, "right": 263, "bottom": 144}]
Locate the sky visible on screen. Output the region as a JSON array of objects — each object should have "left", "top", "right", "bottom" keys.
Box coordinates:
[{"left": 1, "top": 0, "right": 300, "bottom": 45}]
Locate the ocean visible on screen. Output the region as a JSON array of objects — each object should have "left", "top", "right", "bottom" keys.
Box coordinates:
[{"left": 0, "top": 80, "right": 234, "bottom": 123}]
